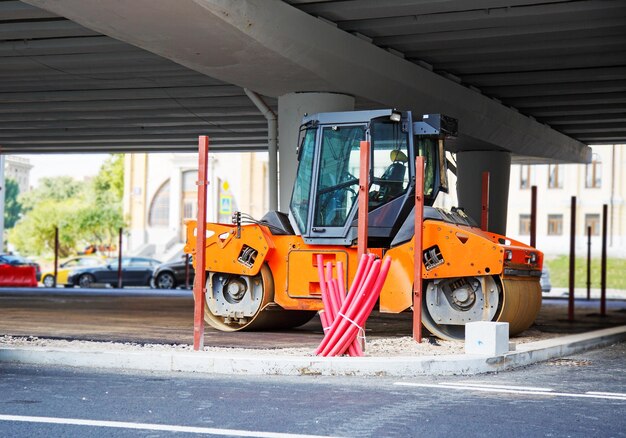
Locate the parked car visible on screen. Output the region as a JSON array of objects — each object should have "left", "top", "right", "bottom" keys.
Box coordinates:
[
  {"left": 67, "top": 256, "right": 161, "bottom": 288},
  {"left": 540, "top": 266, "right": 552, "bottom": 293},
  {"left": 0, "top": 253, "right": 41, "bottom": 281},
  {"left": 152, "top": 255, "right": 194, "bottom": 289},
  {"left": 40, "top": 256, "right": 106, "bottom": 287}
]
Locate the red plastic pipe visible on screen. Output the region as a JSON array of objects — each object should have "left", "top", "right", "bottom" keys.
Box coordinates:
[
  {"left": 319, "top": 260, "right": 381, "bottom": 356},
  {"left": 315, "top": 255, "right": 374, "bottom": 355},
  {"left": 315, "top": 256, "right": 370, "bottom": 354},
  {"left": 326, "top": 258, "right": 391, "bottom": 356}
]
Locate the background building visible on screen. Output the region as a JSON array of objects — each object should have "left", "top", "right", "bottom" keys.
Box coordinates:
[
  {"left": 123, "top": 152, "right": 268, "bottom": 262},
  {"left": 5, "top": 156, "right": 33, "bottom": 194},
  {"left": 507, "top": 145, "right": 625, "bottom": 257}
]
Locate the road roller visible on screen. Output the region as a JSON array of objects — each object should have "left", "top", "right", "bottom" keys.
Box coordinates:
[{"left": 184, "top": 109, "right": 543, "bottom": 340}]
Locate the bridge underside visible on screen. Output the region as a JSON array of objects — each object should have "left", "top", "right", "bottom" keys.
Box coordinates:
[{"left": 2, "top": 0, "right": 624, "bottom": 162}]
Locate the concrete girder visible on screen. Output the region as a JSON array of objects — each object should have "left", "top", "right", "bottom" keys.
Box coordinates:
[{"left": 24, "top": 0, "right": 591, "bottom": 163}]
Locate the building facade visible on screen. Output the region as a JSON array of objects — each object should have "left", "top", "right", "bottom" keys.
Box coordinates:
[
  {"left": 506, "top": 145, "right": 625, "bottom": 257},
  {"left": 123, "top": 152, "right": 268, "bottom": 261},
  {"left": 5, "top": 156, "right": 33, "bottom": 194}
]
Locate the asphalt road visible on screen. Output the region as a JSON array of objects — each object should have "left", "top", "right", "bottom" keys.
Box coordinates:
[
  {"left": 0, "top": 342, "right": 624, "bottom": 437},
  {"left": 1, "top": 288, "right": 625, "bottom": 349}
]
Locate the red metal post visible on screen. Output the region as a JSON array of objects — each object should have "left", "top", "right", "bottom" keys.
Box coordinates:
[
  {"left": 185, "top": 253, "right": 190, "bottom": 289},
  {"left": 600, "top": 204, "right": 608, "bottom": 316},
  {"left": 357, "top": 140, "right": 370, "bottom": 259},
  {"left": 53, "top": 226, "right": 59, "bottom": 287},
  {"left": 193, "top": 136, "right": 210, "bottom": 350},
  {"left": 530, "top": 185, "right": 537, "bottom": 248},
  {"left": 568, "top": 196, "right": 576, "bottom": 321},
  {"left": 413, "top": 156, "right": 425, "bottom": 343},
  {"left": 117, "top": 227, "right": 123, "bottom": 288},
  {"left": 586, "top": 225, "right": 591, "bottom": 301},
  {"left": 481, "top": 171, "right": 490, "bottom": 231}
]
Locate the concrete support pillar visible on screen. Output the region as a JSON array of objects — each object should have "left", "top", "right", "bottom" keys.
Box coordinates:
[
  {"left": 456, "top": 150, "right": 511, "bottom": 235},
  {"left": 277, "top": 92, "right": 355, "bottom": 211}
]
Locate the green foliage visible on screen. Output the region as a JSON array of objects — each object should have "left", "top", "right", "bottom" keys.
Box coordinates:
[
  {"left": 19, "top": 176, "right": 82, "bottom": 212},
  {"left": 544, "top": 255, "right": 626, "bottom": 290},
  {"left": 3, "top": 178, "right": 22, "bottom": 229},
  {"left": 7, "top": 154, "right": 125, "bottom": 257},
  {"left": 8, "top": 199, "right": 80, "bottom": 257},
  {"left": 93, "top": 154, "right": 124, "bottom": 202}
]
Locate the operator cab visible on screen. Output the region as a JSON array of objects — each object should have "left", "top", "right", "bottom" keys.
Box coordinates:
[{"left": 288, "top": 109, "right": 457, "bottom": 247}]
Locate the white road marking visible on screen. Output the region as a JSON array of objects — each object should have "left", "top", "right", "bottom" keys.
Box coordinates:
[
  {"left": 438, "top": 382, "right": 554, "bottom": 392},
  {"left": 0, "top": 414, "right": 338, "bottom": 438},
  {"left": 586, "top": 391, "right": 626, "bottom": 397},
  {"left": 394, "top": 382, "right": 626, "bottom": 401}
]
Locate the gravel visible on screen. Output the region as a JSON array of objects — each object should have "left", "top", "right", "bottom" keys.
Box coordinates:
[{"left": 0, "top": 327, "right": 560, "bottom": 357}]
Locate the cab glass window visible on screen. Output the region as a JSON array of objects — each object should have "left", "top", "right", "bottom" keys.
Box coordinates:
[
  {"left": 314, "top": 125, "right": 365, "bottom": 227},
  {"left": 290, "top": 127, "right": 316, "bottom": 233},
  {"left": 369, "top": 120, "right": 410, "bottom": 209}
]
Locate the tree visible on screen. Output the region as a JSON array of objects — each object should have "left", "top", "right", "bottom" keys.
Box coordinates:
[
  {"left": 7, "top": 154, "right": 126, "bottom": 257},
  {"left": 19, "top": 176, "right": 82, "bottom": 212},
  {"left": 75, "top": 204, "right": 125, "bottom": 252},
  {"left": 93, "top": 154, "right": 124, "bottom": 202},
  {"left": 4, "top": 178, "right": 22, "bottom": 229},
  {"left": 8, "top": 199, "right": 80, "bottom": 257}
]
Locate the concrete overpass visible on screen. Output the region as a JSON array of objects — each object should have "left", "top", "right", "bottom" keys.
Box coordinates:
[{"left": 1, "top": 0, "right": 625, "bottom": 232}]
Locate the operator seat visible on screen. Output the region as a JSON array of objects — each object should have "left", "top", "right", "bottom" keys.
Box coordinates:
[{"left": 375, "top": 149, "right": 408, "bottom": 204}]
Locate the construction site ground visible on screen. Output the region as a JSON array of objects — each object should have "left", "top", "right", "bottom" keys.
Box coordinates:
[{"left": 0, "top": 288, "right": 625, "bottom": 376}]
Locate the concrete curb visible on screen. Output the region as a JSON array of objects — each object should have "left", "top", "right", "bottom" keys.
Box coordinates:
[{"left": 1, "top": 326, "right": 625, "bottom": 377}]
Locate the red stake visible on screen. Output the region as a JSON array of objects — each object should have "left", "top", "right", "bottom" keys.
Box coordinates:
[
  {"left": 413, "top": 156, "right": 425, "bottom": 343},
  {"left": 601, "top": 204, "right": 608, "bottom": 316},
  {"left": 530, "top": 185, "right": 537, "bottom": 248},
  {"left": 568, "top": 196, "right": 576, "bottom": 322},
  {"left": 358, "top": 140, "right": 370, "bottom": 259},
  {"left": 53, "top": 226, "right": 59, "bottom": 287},
  {"left": 193, "top": 135, "right": 210, "bottom": 350},
  {"left": 117, "top": 227, "right": 123, "bottom": 288},
  {"left": 481, "top": 171, "right": 490, "bottom": 232}
]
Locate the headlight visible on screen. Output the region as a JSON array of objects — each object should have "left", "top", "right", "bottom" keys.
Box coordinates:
[{"left": 505, "top": 250, "right": 513, "bottom": 261}]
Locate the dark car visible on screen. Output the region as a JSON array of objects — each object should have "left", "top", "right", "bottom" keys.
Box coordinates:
[
  {"left": 67, "top": 256, "right": 161, "bottom": 288},
  {"left": 152, "top": 255, "right": 194, "bottom": 289},
  {"left": 540, "top": 266, "right": 552, "bottom": 293},
  {"left": 0, "top": 253, "right": 41, "bottom": 281}
]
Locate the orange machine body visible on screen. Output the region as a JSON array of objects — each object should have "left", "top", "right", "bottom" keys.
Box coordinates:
[{"left": 184, "top": 218, "right": 542, "bottom": 314}]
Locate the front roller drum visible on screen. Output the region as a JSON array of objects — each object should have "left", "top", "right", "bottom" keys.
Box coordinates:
[
  {"left": 200, "top": 264, "right": 316, "bottom": 332},
  {"left": 421, "top": 275, "right": 542, "bottom": 341},
  {"left": 497, "top": 276, "right": 542, "bottom": 335}
]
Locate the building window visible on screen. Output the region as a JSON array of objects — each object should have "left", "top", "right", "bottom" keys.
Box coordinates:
[
  {"left": 181, "top": 170, "right": 198, "bottom": 221},
  {"left": 585, "top": 214, "right": 601, "bottom": 236},
  {"left": 547, "top": 214, "right": 563, "bottom": 236},
  {"left": 519, "top": 214, "right": 531, "bottom": 235},
  {"left": 585, "top": 153, "right": 602, "bottom": 188},
  {"left": 148, "top": 180, "right": 170, "bottom": 227},
  {"left": 520, "top": 165, "right": 531, "bottom": 189},
  {"left": 548, "top": 164, "right": 563, "bottom": 189}
]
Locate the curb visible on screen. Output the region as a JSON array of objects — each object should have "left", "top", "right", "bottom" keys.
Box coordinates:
[{"left": 1, "top": 326, "right": 625, "bottom": 377}]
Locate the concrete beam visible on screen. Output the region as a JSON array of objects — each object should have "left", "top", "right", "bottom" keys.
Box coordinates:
[{"left": 25, "top": 0, "right": 590, "bottom": 163}]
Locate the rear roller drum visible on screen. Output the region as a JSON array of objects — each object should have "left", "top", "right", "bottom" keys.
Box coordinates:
[{"left": 200, "top": 264, "right": 316, "bottom": 332}]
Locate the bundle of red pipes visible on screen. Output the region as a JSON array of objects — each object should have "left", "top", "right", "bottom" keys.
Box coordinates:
[{"left": 316, "top": 253, "right": 392, "bottom": 357}]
